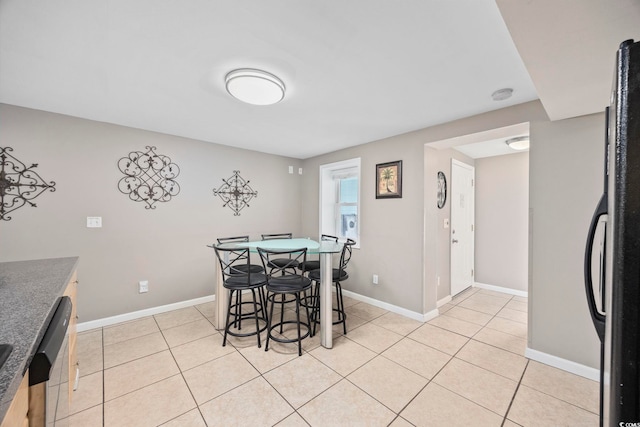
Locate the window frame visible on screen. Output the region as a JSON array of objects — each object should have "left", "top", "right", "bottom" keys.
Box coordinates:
[{"left": 319, "top": 158, "right": 361, "bottom": 248}]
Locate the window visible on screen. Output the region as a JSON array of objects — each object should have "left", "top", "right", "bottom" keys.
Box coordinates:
[{"left": 320, "top": 158, "right": 360, "bottom": 247}]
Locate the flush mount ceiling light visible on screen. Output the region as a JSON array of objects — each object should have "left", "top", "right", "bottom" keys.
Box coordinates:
[
  {"left": 491, "top": 88, "right": 513, "bottom": 101},
  {"left": 505, "top": 136, "right": 530, "bottom": 151},
  {"left": 225, "top": 69, "right": 285, "bottom": 106}
]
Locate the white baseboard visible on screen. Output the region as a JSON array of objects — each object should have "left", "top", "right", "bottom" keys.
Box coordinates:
[
  {"left": 423, "top": 307, "right": 440, "bottom": 322},
  {"left": 77, "top": 295, "right": 216, "bottom": 332},
  {"left": 525, "top": 347, "right": 600, "bottom": 382},
  {"left": 437, "top": 295, "right": 452, "bottom": 307},
  {"left": 474, "top": 282, "right": 528, "bottom": 298},
  {"left": 341, "top": 289, "right": 430, "bottom": 322},
  {"left": 79, "top": 290, "right": 435, "bottom": 333}
]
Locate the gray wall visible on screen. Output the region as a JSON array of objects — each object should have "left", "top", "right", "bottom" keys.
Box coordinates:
[
  {"left": 529, "top": 112, "right": 603, "bottom": 368},
  {"left": 0, "top": 104, "right": 303, "bottom": 322},
  {"left": 1, "top": 100, "right": 604, "bottom": 370},
  {"left": 300, "top": 132, "right": 427, "bottom": 314},
  {"left": 300, "top": 101, "right": 548, "bottom": 316},
  {"left": 475, "top": 152, "right": 529, "bottom": 292}
]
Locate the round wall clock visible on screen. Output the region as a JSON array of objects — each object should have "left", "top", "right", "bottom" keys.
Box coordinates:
[{"left": 437, "top": 171, "right": 447, "bottom": 209}]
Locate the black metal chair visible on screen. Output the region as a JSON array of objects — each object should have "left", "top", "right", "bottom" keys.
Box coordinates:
[
  {"left": 298, "top": 234, "right": 339, "bottom": 274},
  {"left": 261, "top": 233, "right": 299, "bottom": 273},
  {"left": 258, "top": 247, "right": 313, "bottom": 356},
  {"left": 215, "top": 236, "right": 265, "bottom": 323},
  {"left": 309, "top": 238, "right": 356, "bottom": 336},
  {"left": 213, "top": 245, "right": 268, "bottom": 348},
  {"left": 216, "top": 236, "right": 263, "bottom": 274}
]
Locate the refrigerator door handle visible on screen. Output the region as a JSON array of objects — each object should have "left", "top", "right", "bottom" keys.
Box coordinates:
[{"left": 584, "top": 193, "right": 607, "bottom": 341}]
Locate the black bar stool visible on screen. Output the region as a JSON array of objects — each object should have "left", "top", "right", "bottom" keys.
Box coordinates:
[
  {"left": 309, "top": 238, "right": 355, "bottom": 336},
  {"left": 213, "top": 245, "right": 268, "bottom": 347},
  {"left": 258, "top": 247, "right": 313, "bottom": 356}
]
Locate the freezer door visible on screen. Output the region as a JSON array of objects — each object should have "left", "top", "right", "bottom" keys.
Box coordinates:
[{"left": 606, "top": 39, "right": 640, "bottom": 427}]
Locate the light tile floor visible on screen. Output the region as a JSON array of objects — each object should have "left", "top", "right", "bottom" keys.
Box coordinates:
[{"left": 60, "top": 287, "right": 599, "bottom": 426}]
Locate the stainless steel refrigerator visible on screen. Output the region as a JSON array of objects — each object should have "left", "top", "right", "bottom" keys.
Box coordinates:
[{"left": 585, "top": 39, "right": 640, "bottom": 426}]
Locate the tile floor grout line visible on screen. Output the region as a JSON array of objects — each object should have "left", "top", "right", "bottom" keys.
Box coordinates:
[
  {"left": 421, "top": 299, "right": 529, "bottom": 420},
  {"left": 441, "top": 294, "right": 529, "bottom": 357},
  {"left": 102, "top": 326, "right": 163, "bottom": 347},
  {"left": 76, "top": 294, "right": 596, "bottom": 426},
  {"left": 162, "top": 327, "right": 205, "bottom": 425},
  {"left": 510, "top": 363, "right": 601, "bottom": 416},
  {"left": 501, "top": 359, "right": 530, "bottom": 426}
]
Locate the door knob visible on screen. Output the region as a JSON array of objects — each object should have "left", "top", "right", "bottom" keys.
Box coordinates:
[{"left": 452, "top": 239, "right": 459, "bottom": 244}]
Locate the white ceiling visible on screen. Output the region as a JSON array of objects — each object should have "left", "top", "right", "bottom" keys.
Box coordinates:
[
  {"left": 496, "top": 0, "right": 640, "bottom": 121},
  {"left": 0, "top": 1, "right": 638, "bottom": 159},
  {"left": 454, "top": 136, "right": 528, "bottom": 159}
]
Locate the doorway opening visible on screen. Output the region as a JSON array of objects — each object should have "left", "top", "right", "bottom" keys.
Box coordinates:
[{"left": 423, "top": 122, "right": 530, "bottom": 312}]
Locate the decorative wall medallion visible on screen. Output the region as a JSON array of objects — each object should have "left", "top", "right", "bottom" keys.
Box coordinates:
[
  {"left": 0, "top": 147, "right": 56, "bottom": 221},
  {"left": 117, "top": 146, "right": 180, "bottom": 209},
  {"left": 213, "top": 170, "right": 257, "bottom": 216}
]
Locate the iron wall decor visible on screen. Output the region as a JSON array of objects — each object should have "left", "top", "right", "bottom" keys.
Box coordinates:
[
  {"left": 213, "top": 170, "right": 257, "bottom": 216},
  {"left": 0, "top": 147, "right": 56, "bottom": 221},
  {"left": 376, "top": 160, "right": 402, "bottom": 199},
  {"left": 117, "top": 146, "right": 180, "bottom": 209}
]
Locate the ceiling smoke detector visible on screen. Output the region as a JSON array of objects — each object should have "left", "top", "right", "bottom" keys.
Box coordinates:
[
  {"left": 505, "top": 136, "right": 530, "bottom": 151},
  {"left": 491, "top": 88, "right": 513, "bottom": 101},
  {"left": 225, "top": 69, "right": 285, "bottom": 106}
]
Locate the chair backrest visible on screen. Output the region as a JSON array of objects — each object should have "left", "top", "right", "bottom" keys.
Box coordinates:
[
  {"left": 338, "top": 238, "right": 356, "bottom": 274},
  {"left": 213, "top": 245, "right": 253, "bottom": 282},
  {"left": 258, "top": 247, "right": 307, "bottom": 279},
  {"left": 261, "top": 233, "right": 292, "bottom": 240},
  {"left": 321, "top": 234, "right": 339, "bottom": 242},
  {"left": 216, "top": 235, "right": 250, "bottom": 245}
]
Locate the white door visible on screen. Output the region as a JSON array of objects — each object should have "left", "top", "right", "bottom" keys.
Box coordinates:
[{"left": 450, "top": 159, "right": 475, "bottom": 296}]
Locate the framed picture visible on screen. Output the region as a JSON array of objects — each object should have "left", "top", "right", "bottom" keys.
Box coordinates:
[{"left": 376, "top": 160, "right": 402, "bottom": 199}]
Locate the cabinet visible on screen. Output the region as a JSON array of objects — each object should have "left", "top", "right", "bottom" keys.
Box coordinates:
[
  {"left": 64, "top": 272, "right": 78, "bottom": 402},
  {"left": 0, "top": 373, "right": 29, "bottom": 427}
]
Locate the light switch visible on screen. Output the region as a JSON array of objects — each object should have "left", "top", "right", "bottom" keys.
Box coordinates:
[
  {"left": 288, "top": 166, "right": 293, "bottom": 174},
  {"left": 443, "top": 218, "right": 450, "bottom": 229},
  {"left": 87, "top": 217, "right": 102, "bottom": 228}
]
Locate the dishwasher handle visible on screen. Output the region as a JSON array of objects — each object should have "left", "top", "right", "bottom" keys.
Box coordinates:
[{"left": 29, "top": 296, "right": 72, "bottom": 386}]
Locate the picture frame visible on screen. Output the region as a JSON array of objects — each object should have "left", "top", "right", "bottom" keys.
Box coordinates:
[{"left": 376, "top": 160, "right": 402, "bottom": 199}]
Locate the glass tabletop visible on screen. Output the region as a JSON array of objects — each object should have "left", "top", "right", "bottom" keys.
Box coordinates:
[{"left": 213, "top": 238, "right": 343, "bottom": 254}]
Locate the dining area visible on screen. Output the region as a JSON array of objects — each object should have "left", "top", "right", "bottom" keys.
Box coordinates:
[{"left": 208, "top": 234, "right": 355, "bottom": 355}]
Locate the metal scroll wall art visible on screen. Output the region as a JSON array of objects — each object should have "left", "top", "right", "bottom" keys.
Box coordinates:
[
  {"left": 213, "top": 170, "right": 257, "bottom": 216},
  {"left": 117, "top": 146, "right": 180, "bottom": 209},
  {"left": 0, "top": 147, "right": 56, "bottom": 221}
]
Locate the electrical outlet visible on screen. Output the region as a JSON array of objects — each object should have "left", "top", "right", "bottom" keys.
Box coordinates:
[
  {"left": 288, "top": 166, "right": 293, "bottom": 174},
  {"left": 139, "top": 280, "right": 149, "bottom": 293},
  {"left": 87, "top": 216, "right": 102, "bottom": 228},
  {"left": 372, "top": 274, "right": 379, "bottom": 285},
  {"left": 298, "top": 167, "right": 303, "bottom": 175}
]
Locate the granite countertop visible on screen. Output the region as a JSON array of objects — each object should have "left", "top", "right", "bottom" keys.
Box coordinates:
[{"left": 0, "top": 257, "right": 79, "bottom": 422}]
